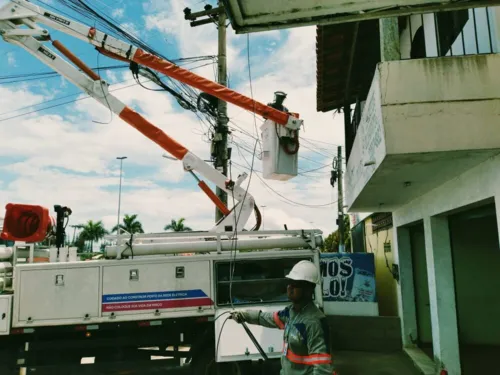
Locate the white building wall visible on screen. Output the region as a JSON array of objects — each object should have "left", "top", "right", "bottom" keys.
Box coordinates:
[
  {"left": 393, "top": 154, "right": 500, "bottom": 231},
  {"left": 392, "top": 154, "right": 500, "bottom": 374}
]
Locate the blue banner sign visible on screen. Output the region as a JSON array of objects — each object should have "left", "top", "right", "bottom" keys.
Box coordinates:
[{"left": 320, "top": 253, "right": 377, "bottom": 303}]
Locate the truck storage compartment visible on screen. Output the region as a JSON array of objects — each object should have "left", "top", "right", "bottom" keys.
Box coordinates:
[
  {"left": 14, "top": 265, "right": 100, "bottom": 327},
  {"left": 101, "top": 259, "right": 213, "bottom": 318},
  {"left": 214, "top": 255, "right": 314, "bottom": 362},
  {"left": 0, "top": 294, "right": 12, "bottom": 335},
  {"left": 215, "top": 256, "right": 313, "bottom": 306}
]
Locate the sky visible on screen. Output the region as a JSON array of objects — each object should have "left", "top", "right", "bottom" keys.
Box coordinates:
[{"left": 0, "top": 0, "right": 345, "bottom": 241}]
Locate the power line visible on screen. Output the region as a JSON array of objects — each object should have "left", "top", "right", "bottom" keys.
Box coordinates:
[
  {"left": 0, "top": 64, "right": 127, "bottom": 84},
  {"left": 0, "top": 57, "right": 216, "bottom": 85},
  {"left": 228, "top": 33, "right": 260, "bottom": 311},
  {"left": 45, "top": 0, "right": 210, "bottom": 119},
  {"left": 231, "top": 140, "right": 329, "bottom": 178},
  {"left": 300, "top": 137, "right": 340, "bottom": 147},
  {"left": 234, "top": 145, "right": 335, "bottom": 208},
  {"left": 229, "top": 123, "right": 332, "bottom": 170},
  {"left": 0, "top": 60, "right": 217, "bottom": 132},
  {"left": 0, "top": 81, "right": 136, "bottom": 122}
]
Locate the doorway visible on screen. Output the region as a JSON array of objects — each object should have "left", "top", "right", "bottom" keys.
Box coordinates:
[
  {"left": 409, "top": 222, "right": 433, "bottom": 358},
  {"left": 449, "top": 202, "right": 500, "bottom": 374}
]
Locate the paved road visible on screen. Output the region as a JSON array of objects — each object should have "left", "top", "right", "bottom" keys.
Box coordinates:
[
  {"left": 243, "top": 350, "right": 423, "bottom": 375},
  {"left": 333, "top": 351, "right": 421, "bottom": 375},
  {"left": 17, "top": 350, "right": 421, "bottom": 375}
]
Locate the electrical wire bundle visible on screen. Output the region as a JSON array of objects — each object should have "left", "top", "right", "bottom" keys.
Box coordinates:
[{"left": 38, "top": 0, "right": 219, "bottom": 134}]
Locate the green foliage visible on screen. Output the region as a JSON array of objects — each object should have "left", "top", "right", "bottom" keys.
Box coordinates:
[
  {"left": 79, "top": 220, "right": 108, "bottom": 253},
  {"left": 111, "top": 214, "right": 145, "bottom": 235},
  {"left": 164, "top": 218, "right": 192, "bottom": 232},
  {"left": 74, "top": 234, "right": 87, "bottom": 253},
  {"left": 323, "top": 215, "right": 351, "bottom": 252}
]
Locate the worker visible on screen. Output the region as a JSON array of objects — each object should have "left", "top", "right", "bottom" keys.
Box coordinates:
[
  {"left": 230, "top": 260, "right": 337, "bottom": 375},
  {"left": 268, "top": 90, "right": 289, "bottom": 113}
]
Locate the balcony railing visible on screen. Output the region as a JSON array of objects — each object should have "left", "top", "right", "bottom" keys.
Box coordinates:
[
  {"left": 346, "top": 6, "right": 498, "bottom": 162},
  {"left": 400, "top": 7, "right": 497, "bottom": 59}
]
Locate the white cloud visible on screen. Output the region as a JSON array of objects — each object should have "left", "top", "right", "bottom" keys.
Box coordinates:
[
  {"left": 112, "top": 8, "right": 125, "bottom": 19},
  {"left": 6, "top": 52, "right": 16, "bottom": 67},
  {"left": 120, "top": 22, "right": 141, "bottom": 38},
  {"left": 0, "top": 3, "right": 345, "bottom": 238}
]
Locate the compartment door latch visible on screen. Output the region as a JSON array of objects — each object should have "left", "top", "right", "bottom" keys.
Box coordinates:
[
  {"left": 55, "top": 275, "right": 64, "bottom": 286},
  {"left": 176, "top": 266, "right": 185, "bottom": 278},
  {"left": 130, "top": 269, "right": 139, "bottom": 281}
]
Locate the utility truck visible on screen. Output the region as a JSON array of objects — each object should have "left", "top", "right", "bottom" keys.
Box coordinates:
[
  {"left": 0, "top": 215, "right": 324, "bottom": 375},
  {"left": 0, "top": 1, "right": 325, "bottom": 373}
]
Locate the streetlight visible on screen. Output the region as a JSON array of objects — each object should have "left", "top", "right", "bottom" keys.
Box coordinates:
[
  {"left": 116, "top": 156, "right": 127, "bottom": 237},
  {"left": 261, "top": 206, "right": 266, "bottom": 230}
]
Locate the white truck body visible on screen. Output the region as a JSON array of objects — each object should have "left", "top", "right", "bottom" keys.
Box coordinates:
[{"left": 0, "top": 230, "right": 324, "bottom": 366}]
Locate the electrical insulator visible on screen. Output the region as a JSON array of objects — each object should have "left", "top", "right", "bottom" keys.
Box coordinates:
[{"left": 0, "top": 203, "right": 53, "bottom": 242}]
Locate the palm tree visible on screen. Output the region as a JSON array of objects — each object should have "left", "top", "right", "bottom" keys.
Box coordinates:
[
  {"left": 70, "top": 224, "right": 84, "bottom": 245},
  {"left": 80, "top": 220, "right": 108, "bottom": 252},
  {"left": 111, "top": 214, "right": 144, "bottom": 235},
  {"left": 164, "top": 218, "right": 192, "bottom": 232}
]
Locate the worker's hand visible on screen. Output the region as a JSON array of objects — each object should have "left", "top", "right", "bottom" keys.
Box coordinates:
[{"left": 229, "top": 311, "right": 246, "bottom": 323}]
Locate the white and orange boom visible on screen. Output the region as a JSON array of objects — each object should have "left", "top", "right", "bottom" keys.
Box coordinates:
[{"left": 0, "top": 0, "right": 303, "bottom": 232}]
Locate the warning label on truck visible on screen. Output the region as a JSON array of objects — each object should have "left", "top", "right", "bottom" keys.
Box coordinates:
[{"left": 102, "top": 289, "right": 213, "bottom": 312}]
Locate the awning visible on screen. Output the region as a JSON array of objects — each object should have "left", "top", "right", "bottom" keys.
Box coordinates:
[{"left": 316, "top": 20, "right": 380, "bottom": 112}]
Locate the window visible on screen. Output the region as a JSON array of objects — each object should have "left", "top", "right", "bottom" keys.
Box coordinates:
[
  {"left": 215, "top": 256, "right": 313, "bottom": 306},
  {"left": 371, "top": 212, "right": 393, "bottom": 233}
]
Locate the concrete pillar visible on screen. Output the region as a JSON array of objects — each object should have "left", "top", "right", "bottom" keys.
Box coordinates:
[
  {"left": 379, "top": 17, "right": 401, "bottom": 61},
  {"left": 495, "top": 195, "right": 500, "bottom": 248},
  {"left": 423, "top": 216, "right": 461, "bottom": 375},
  {"left": 393, "top": 225, "right": 418, "bottom": 347},
  {"left": 492, "top": 7, "right": 500, "bottom": 53}
]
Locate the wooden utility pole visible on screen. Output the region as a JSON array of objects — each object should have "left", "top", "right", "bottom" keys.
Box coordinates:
[
  {"left": 330, "top": 146, "right": 345, "bottom": 252},
  {"left": 337, "top": 146, "right": 345, "bottom": 253},
  {"left": 184, "top": 2, "right": 229, "bottom": 223}
]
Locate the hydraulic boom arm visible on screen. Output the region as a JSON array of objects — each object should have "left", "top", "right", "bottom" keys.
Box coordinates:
[
  {"left": 0, "top": 0, "right": 303, "bottom": 232},
  {"left": 0, "top": 0, "right": 302, "bottom": 130}
]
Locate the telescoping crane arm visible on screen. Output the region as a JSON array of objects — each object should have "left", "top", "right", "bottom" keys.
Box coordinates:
[{"left": 0, "top": 0, "right": 302, "bottom": 233}]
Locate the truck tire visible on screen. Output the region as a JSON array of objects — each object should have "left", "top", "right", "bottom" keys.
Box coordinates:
[
  {"left": 187, "top": 328, "right": 243, "bottom": 375},
  {"left": 190, "top": 350, "right": 242, "bottom": 375}
]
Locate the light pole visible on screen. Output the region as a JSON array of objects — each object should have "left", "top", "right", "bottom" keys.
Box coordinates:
[
  {"left": 116, "top": 156, "right": 127, "bottom": 237},
  {"left": 261, "top": 206, "right": 266, "bottom": 230}
]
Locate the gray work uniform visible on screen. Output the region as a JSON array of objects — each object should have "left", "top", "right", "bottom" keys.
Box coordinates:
[{"left": 243, "top": 303, "right": 336, "bottom": 375}]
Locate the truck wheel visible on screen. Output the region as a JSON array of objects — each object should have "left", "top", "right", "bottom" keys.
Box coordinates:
[{"left": 190, "top": 350, "right": 242, "bottom": 375}]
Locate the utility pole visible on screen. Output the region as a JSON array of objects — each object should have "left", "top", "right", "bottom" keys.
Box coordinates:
[
  {"left": 330, "top": 147, "right": 344, "bottom": 252},
  {"left": 337, "top": 146, "right": 345, "bottom": 253},
  {"left": 184, "top": 2, "right": 229, "bottom": 223}
]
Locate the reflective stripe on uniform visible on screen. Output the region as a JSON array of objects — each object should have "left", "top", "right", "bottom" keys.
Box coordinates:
[
  {"left": 273, "top": 312, "right": 285, "bottom": 329},
  {"left": 285, "top": 349, "right": 332, "bottom": 365}
]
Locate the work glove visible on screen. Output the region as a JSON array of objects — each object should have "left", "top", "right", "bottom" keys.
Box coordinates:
[
  {"left": 229, "top": 310, "right": 259, "bottom": 324},
  {"left": 230, "top": 311, "right": 247, "bottom": 323}
]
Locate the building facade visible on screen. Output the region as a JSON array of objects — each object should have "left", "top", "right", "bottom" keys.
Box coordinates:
[{"left": 318, "top": 6, "right": 500, "bottom": 375}]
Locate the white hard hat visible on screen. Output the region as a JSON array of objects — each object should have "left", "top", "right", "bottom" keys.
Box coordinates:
[{"left": 286, "top": 260, "right": 320, "bottom": 285}]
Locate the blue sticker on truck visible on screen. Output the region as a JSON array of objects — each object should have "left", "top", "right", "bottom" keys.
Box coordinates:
[{"left": 102, "top": 289, "right": 213, "bottom": 312}]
